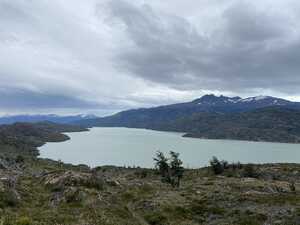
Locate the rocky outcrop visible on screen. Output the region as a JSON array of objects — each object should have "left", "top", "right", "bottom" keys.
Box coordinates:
[{"left": 43, "top": 170, "right": 105, "bottom": 190}]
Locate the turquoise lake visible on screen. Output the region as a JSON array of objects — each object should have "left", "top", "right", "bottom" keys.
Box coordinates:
[{"left": 39, "top": 127, "right": 300, "bottom": 168}]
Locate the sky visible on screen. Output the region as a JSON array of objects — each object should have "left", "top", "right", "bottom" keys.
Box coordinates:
[{"left": 1, "top": 0, "right": 300, "bottom": 116}]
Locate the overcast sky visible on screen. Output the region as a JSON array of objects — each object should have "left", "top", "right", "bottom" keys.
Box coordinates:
[{"left": 1, "top": 0, "right": 300, "bottom": 115}]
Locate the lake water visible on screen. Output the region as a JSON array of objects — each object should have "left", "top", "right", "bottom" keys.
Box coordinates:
[{"left": 39, "top": 127, "right": 300, "bottom": 168}]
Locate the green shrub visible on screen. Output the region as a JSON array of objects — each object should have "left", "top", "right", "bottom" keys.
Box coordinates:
[
  {"left": 144, "top": 211, "right": 168, "bottom": 225},
  {"left": 16, "top": 155, "right": 25, "bottom": 164},
  {"left": 86, "top": 173, "right": 105, "bottom": 190},
  {"left": 210, "top": 156, "right": 224, "bottom": 175},
  {"left": 16, "top": 217, "right": 32, "bottom": 225},
  {"left": 243, "top": 164, "right": 258, "bottom": 178},
  {"left": 64, "top": 187, "right": 84, "bottom": 203},
  {"left": 0, "top": 190, "right": 19, "bottom": 208},
  {"left": 1, "top": 216, "right": 15, "bottom": 225}
]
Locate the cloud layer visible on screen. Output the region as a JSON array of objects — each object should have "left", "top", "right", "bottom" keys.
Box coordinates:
[{"left": 1, "top": 0, "right": 300, "bottom": 115}]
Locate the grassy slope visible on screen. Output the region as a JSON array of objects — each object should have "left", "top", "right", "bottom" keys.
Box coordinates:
[
  {"left": 0, "top": 122, "right": 299, "bottom": 224},
  {"left": 2, "top": 160, "right": 300, "bottom": 225}
]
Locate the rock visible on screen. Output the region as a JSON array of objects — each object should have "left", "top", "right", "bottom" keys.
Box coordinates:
[
  {"left": 244, "top": 190, "right": 268, "bottom": 196},
  {"left": 43, "top": 170, "right": 106, "bottom": 191},
  {"left": 242, "top": 178, "right": 258, "bottom": 183},
  {"left": 273, "top": 181, "right": 292, "bottom": 193},
  {"left": 265, "top": 181, "right": 293, "bottom": 194},
  {"left": 106, "top": 179, "right": 120, "bottom": 187}
]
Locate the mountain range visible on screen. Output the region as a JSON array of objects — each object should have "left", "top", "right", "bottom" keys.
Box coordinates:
[
  {"left": 75, "top": 94, "right": 300, "bottom": 126},
  {"left": 74, "top": 94, "right": 300, "bottom": 143},
  {"left": 0, "top": 114, "right": 97, "bottom": 125},
  {"left": 2, "top": 95, "right": 300, "bottom": 143}
]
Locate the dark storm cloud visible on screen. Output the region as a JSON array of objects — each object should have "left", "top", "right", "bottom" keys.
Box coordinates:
[{"left": 105, "top": 0, "right": 300, "bottom": 93}]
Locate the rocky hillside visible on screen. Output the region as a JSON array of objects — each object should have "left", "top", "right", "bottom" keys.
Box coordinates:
[
  {"left": 0, "top": 122, "right": 299, "bottom": 224},
  {"left": 1, "top": 156, "right": 300, "bottom": 225}
]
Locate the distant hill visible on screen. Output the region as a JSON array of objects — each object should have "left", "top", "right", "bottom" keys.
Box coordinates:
[
  {"left": 74, "top": 95, "right": 300, "bottom": 143},
  {"left": 0, "top": 114, "right": 98, "bottom": 125},
  {"left": 75, "top": 94, "right": 300, "bottom": 127},
  {"left": 0, "top": 121, "right": 88, "bottom": 156},
  {"left": 171, "top": 107, "right": 300, "bottom": 143}
]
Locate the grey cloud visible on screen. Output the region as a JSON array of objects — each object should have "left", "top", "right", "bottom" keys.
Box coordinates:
[
  {"left": 1, "top": 0, "right": 300, "bottom": 115},
  {"left": 222, "top": 2, "right": 288, "bottom": 43},
  {"left": 0, "top": 88, "right": 99, "bottom": 109},
  {"left": 105, "top": 0, "right": 300, "bottom": 94}
]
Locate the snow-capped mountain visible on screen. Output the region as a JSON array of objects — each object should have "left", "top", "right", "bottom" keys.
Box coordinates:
[
  {"left": 192, "top": 94, "right": 292, "bottom": 108},
  {"left": 75, "top": 94, "right": 300, "bottom": 128}
]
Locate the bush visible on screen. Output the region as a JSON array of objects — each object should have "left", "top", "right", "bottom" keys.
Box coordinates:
[
  {"left": 210, "top": 157, "right": 245, "bottom": 176},
  {"left": 221, "top": 160, "right": 229, "bottom": 170},
  {"left": 86, "top": 173, "right": 105, "bottom": 190},
  {"left": 15, "top": 155, "right": 25, "bottom": 164},
  {"left": 0, "top": 190, "right": 19, "bottom": 208},
  {"left": 289, "top": 182, "right": 296, "bottom": 192},
  {"left": 209, "top": 157, "right": 224, "bottom": 175},
  {"left": 144, "top": 211, "right": 168, "bottom": 225},
  {"left": 243, "top": 164, "right": 258, "bottom": 178},
  {"left": 16, "top": 217, "right": 32, "bottom": 225},
  {"left": 1, "top": 216, "right": 15, "bottom": 225},
  {"left": 64, "top": 187, "right": 84, "bottom": 203}
]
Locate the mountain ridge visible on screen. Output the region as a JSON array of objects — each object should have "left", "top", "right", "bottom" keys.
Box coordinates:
[
  {"left": 75, "top": 94, "right": 300, "bottom": 127},
  {"left": 0, "top": 114, "right": 98, "bottom": 125},
  {"left": 74, "top": 94, "right": 300, "bottom": 143}
]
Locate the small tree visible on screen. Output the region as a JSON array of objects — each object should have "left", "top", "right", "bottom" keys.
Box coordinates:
[
  {"left": 154, "top": 151, "right": 171, "bottom": 183},
  {"left": 154, "top": 151, "right": 184, "bottom": 187},
  {"left": 169, "top": 151, "right": 184, "bottom": 187},
  {"left": 209, "top": 156, "right": 224, "bottom": 175}
]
